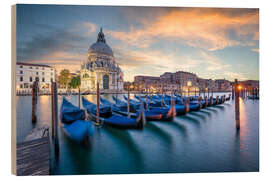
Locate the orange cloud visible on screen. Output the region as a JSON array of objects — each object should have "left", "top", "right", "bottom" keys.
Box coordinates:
[
  {"left": 25, "top": 51, "right": 86, "bottom": 74},
  {"left": 109, "top": 8, "right": 259, "bottom": 51}
]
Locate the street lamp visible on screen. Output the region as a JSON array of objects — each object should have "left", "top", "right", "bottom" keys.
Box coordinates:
[{"left": 130, "top": 84, "right": 134, "bottom": 91}]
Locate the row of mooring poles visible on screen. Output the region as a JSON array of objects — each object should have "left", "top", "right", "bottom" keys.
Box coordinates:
[
  {"left": 51, "top": 82, "right": 59, "bottom": 156},
  {"left": 252, "top": 87, "right": 259, "bottom": 99}
]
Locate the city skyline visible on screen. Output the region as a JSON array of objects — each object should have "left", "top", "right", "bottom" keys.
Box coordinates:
[{"left": 17, "top": 5, "right": 259, "bottom": 82}]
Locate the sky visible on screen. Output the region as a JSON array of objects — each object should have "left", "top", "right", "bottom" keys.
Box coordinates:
[{"left": 16, "top": 4, "right": 259, "bottom": 82}]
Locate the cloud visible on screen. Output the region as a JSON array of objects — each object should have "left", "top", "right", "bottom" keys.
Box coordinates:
[
  {"left": 17, "top": 23, "right": 97, "bottom": 72},
  {"left": 108, "top": 8, "right": 259, "bottom": 51},
  {"left": 24, "top": 51, "right": 86, "bottom": 73},
  {"left": 113, "top": 46, "right": 234, "bottom": 81},
  {"left": 82, "top": 22, "right": 97, "bottom": 36},
  {"left": 199, "top": 51, "right": 231, "bottom": 71},
  {"left": 113, "top": 46, "right": 248, "bottom": 81},
  {"left": 223, "top": 71, "right": 247, "bottom": 80}
]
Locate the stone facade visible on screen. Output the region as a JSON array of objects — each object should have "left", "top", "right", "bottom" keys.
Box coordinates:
[
  {"left": 16, "top": 62, "right": 56, "bottom": 94},
  {"left": 133, "top": 71, "right": 234, "bottom": 93}
]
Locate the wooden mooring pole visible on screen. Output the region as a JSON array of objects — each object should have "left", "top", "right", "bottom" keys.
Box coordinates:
[
  {"left": 204, "top": 95, "right": 208, "bottom": 107},
  {"left": 32, "top": 80, "right": 38, "bottom": 123},
  {"left": 185, "top": 97, "right": 190, "bottom": 113},
  {"left": 78, "top": 88, "right": 81, "bottom": 108},
  {"left": 127, "top": 87, "right": 130, "bottom": 118},
  {"left": 96, "top": 82, "right": 100, "bottom": 125},
  {"left": 161, "top": 89, "right": 164, "bottom": 106},
  {"left": 51, "top": 82, "right": 59, "bottom": 156},
  {"left": 232, "top": 86, "right": 235, "bottom": 100},
  {"left": 146, "top": 93, "right": 149, "bottom": 111},
  {"left": 234, "top": 79, "right": 240, "bottom": 129},
  {"left": 171, "top": 90, "right": 173, "bottom": 105}
]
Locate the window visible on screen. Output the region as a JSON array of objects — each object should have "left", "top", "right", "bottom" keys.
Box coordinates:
[
  {"left": 20, "top": 70, "right": 23, "bottom": 74},
  {"left": 51, "top": 69, "right": 53, "bottom": 71},
  {"left": 42, "top": 78, "right": 45, "bottom": 82},
  {"left": 42, "top": 72, "right": 45, "bottom": 75},
  {"left": 20, "top": 65, "right": 23, "bottom": 68},
  {"left": 35, "top": 77, "right": 39, "bottom": 81},
  {"left": 42, "top": 67, "right": 45, "bottom": 70},
  {"left": 51, "top": 72, "right": 53, "bottom": 76},
  {"left": 36, "top": 72, "right": 39, "bottom": 75},
  {"left": 20, "top": 84, "right": 23, "bottom": 88},
  {"left": 29, "top": 67, "right": 32, "bottom": 69},
  {"left": 20, "top": 77, "right": 23, "bottom": 82},
  {"left": 36, "top": 67, "right": 39, "bottom": 69},
  {"left": 29, "top": 77, "right": 32, "bottom": 82},
  {"left": 83, "top": 73, "right": 89, "bottom": 78}
]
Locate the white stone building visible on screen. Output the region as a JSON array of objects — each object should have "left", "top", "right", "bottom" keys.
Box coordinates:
[
  {"left": 80, "top": 28, "right": 124, "bottom": 92},
  {"left": 16, "top": 62, "right": 56, "bottom": 94}
]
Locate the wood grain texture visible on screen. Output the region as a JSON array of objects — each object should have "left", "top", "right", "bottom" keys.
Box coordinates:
[{"left": 16, "top": 136, "right": 50, "bottom": 176}]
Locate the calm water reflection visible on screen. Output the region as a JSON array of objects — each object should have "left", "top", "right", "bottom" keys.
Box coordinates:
[{"left": 16, "top": 93, "right": 259, "bottom": 174}]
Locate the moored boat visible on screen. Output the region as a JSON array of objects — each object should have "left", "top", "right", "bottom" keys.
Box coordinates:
[
  {"left": 62, "top": 120, "right": 93, "bottom": 143},
  {"left": 102, "top": 97, "right": 173, "bottom": 121},
  {"left": 82, "top": 96, "right": 112, "bottom": 118},
  {"left": 82, "top": 97, "right": 145, "bottom": 129},
  {"left": 60, "top": 97, "right": 86, "bottom": 124},
  {"left": 60, "top": 97, "right": 93, "bottom": 143}
]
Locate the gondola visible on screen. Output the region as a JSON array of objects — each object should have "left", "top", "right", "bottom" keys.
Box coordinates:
[
  {"left": 188, "top": 100, "right": 201, "bottom": 111},
  {"left": 60, "top": 97, "right": 86, "bottom": 124},
  {"left": 102, "top": 97, "right": 170, "bottom": 121},
  {"left": 82, "top": 97, "right": 145, "bottom": 129},
  {"left": 60, "top": 98, "right": 93, "bottom": 143},
  {"left": 123, "top": 95, "right": 141, "bottom": 108},
  {"left": 162, "top": 95, "right": 187, "bottom": 115},
  {"left": 225, "top": 95, "right": 231, "bottom": 101},
  {"left": 82, "top": 96, "right": 112, "bottom": 118},
  {"left": 100, "top": 97, "right": 137, "bottom": 118},
  {"left": 112, "top": 96, "right": 139, "bottom": 112},
  {"left": 62, "top": 120, "right": 93, "bottom": 143},
  {"left": 135, "top": 95, "right": 162, "bottom": 107}
]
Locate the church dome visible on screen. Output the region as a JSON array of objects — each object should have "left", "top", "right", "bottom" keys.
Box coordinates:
[{"left": 88, "top": 28, "right": 114, "bottom": 57}]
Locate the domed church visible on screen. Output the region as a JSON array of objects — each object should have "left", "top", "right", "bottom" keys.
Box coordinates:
[{"left": 80, "top": 28, "right": 124, "bottom": 92}]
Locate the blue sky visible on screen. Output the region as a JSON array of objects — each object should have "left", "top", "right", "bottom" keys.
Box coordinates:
[{"left": 16, "top": 4, "right": 259, "bottom": 81}]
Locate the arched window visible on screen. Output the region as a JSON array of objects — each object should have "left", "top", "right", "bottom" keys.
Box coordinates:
[
  {"left": 83, "top": 73, "right": 89, "bottom": 78},
  {"left": 103, "top": 74, "right": 109, "bottom": 89}
]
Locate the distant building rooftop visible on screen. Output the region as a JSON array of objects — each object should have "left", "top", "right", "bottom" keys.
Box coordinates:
[{"left": 16, "top": 62, "right": 53, "bottom": 68}]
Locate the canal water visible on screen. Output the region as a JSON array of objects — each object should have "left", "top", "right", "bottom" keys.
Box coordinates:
[{"left": 16, "top": 93, "right": 259, "bottom": 174}]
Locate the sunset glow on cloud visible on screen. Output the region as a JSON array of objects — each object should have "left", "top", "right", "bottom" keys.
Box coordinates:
[{"left": 17, "top": 5, "right": 259, "bottom": 81}]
